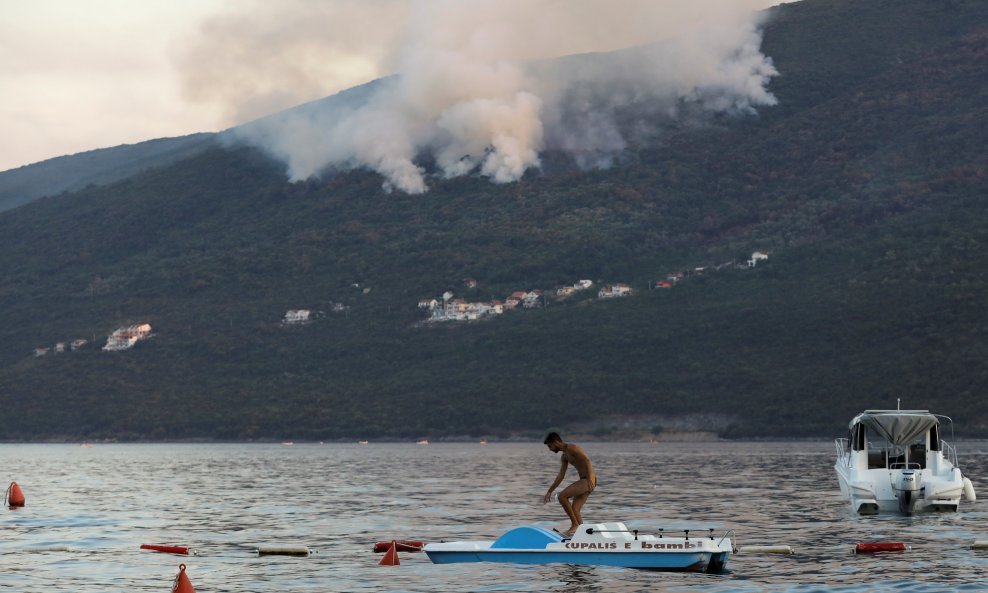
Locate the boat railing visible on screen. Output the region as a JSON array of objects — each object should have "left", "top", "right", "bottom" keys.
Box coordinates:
[
  {"left": 719, "top": 529, "right": 737, "bottom": 552},
  {"left": 942, "top": 440, "right": 958, "bottom": 466},
  {"left": 585, "top": 526, "right": 732, "bottom": 544},
  {"left": 890, "top": 462, "right": 922, "bottom": 470},
  {"left": 835, "top": 438, "right": 849, "bottom": 463}
]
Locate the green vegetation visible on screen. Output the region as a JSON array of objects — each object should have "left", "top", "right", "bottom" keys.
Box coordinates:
[
  {"left": 0, "top": 0, "right": 985, "bottom": 440},
  {"left": 0, "top": 133, "right": 217, "bottom": 213}
]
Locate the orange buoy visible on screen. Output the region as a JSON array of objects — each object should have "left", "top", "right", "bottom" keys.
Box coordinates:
[
  {"left": 379, "top": 541, "right": 400, "bottom": 566},
  {"left": 141, "top": 544, "right": 191, "bottom": 555},
  {"left": 373, "top": 540, "right": 425, "bottom": 553},
  {"left": 855, "top": 542, "right": 907, "bottom": 554},
  {"left": 171, "top": 563, "right": 196, "bottom": 593},
  {"left": 6, "top": 481, "right": 25, "bottom": 507}
]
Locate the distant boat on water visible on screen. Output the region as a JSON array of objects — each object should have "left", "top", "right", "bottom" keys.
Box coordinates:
[
  {"left": 417, "top": 439, "right": 429, "bottom": 445},
  {"left": 480, "top": 439, "right": 489, "bottom": 445},
  {"left": 835, "top": 408, "right": 976, "bottom": 514},
  {"left": 358, "top": 440, "right": 369, "bottom": 445}
]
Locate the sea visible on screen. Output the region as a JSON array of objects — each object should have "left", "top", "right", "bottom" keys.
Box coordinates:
[{"left": 1, "top": 441, "right": 986, "bottom": 592}]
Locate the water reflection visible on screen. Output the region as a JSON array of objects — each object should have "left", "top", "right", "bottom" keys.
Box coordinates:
[{"left": 556, "top": 565, "right": 602, "bottom": 592}]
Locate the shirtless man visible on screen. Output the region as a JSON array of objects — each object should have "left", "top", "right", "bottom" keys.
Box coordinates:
[{"left": 542, "top": 432, "right": 596, "bottom": 535}]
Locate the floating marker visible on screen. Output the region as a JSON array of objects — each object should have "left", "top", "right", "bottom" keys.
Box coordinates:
[
  {"left": 141, "top": 544, "right": 192, "bottom": 555},
  {"left": 854, "top": 542, "right": 907, "bottom": 554},
  {"left": 171, "top": 563, "right": 196, "bottom": 593},
  {"left": 964, "top": 477, "right": 977, "bottom": 502},
  {"left": 23, "top": 546, "right": 71, "bottom": 553},
  {"left": 379, "top": 541, "right": 400, "bottom": 566},
  {"left": 738, "top": 545, "right": 795, "bottom": 555},
  {"left": 373, "top": 540, "right": 425, "bottom": 553},
  {"left": 971, "top": 540, "right": 988, "bottom": 550},
  {"left": 257, "top": 546, "right": 311, "bottom": 557},
  {"left": 6, "top": 481, "right": 25, "bottom": 507}
]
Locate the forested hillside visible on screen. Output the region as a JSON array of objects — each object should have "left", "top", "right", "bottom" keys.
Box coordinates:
[
  {"left": 0, "top": 134, "right": 217, "bottom": 213},
  {"left": 0, "top": 0, "right": 985, "bottom": 440}
]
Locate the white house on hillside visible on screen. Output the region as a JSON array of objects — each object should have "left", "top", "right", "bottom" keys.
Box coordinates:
[
  {"left": 282, "top": 309, "right": 312, "bottom": 325},
  {"left": 522, "top": 290, "right": 542, "bottom": 308},
  {"left": 748, "top": 251, "right": 770, "bottom": 267},
  {"left": 103, "top": 323, "right": 153, "bottom": 351},
  {"left": 599, "top": 284, "right": 632, "bottom": 298}
]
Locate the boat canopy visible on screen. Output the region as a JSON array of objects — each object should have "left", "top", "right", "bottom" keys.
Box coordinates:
[{"left": 850, "top": 410, "right": 939, "bottom": 447}]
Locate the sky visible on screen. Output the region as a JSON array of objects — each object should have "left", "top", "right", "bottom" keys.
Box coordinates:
[
  {"left": 0, "top": 0, "right": 785, "bottom": 174},
  {"left": 1, "top": 1, "right": 224, "bottom": 171}
]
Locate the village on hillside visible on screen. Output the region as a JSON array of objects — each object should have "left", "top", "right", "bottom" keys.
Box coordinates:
[
  {"left": 417, "top": 251, "right": 770, "bottom": 323},
  {"left": 280, "top": 302, "right": 351, "bottom": 326},
  {"left": 33, "top": 323, "right": 154, "bottom": 357},
  {"left": 30, "top": 251, "right": 770, "bottom": 355}
]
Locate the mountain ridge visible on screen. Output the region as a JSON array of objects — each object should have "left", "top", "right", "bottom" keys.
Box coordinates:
[{"left": 0, "top": 0, "right": 985, "bottom": 441}]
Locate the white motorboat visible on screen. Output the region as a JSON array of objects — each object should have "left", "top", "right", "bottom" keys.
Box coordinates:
[{"left": 835, "top": 409, "right": 976, "bottom": 514}]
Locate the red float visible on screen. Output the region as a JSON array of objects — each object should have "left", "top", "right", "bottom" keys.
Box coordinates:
[
  {"left": 373, "top": 540, "right": 425, "bottom": 553},
  {"left": 379, "top": 541, "right": 400, "bottom": 566},
  {"left": 855, "top": 542, "right": 907, "bottom": 554},
  {"left": 142, "top": 544, "right": 191, "bottom": 555},
  {"left": 171, "top": 564, "right": 196, "bottom": 593},
  {"left": 6, "top": 481, "right": 25, "bottom": 507}
]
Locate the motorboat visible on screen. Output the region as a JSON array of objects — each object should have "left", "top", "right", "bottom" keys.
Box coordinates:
[
  {"left": 835, "top": 409, "right": 976, "bottom": 514},
  {"left": 424, "top": 522, "right": 733, "bottom": 572}
]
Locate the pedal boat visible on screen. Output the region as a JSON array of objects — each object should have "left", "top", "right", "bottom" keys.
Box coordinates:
[
  {"left": 835, "top": 409, "right": 976, "bottom": 514},
  {"left": 424, "top": 522, "right": 733, "bottom": 572}
]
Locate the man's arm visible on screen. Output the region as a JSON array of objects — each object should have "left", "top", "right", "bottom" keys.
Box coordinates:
[{"left": 544, "top": 459, "right": 568, "bottom": 503}]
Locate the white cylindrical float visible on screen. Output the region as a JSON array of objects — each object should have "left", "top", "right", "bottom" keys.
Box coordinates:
[
  {"left": 23, "top": 546, "right": 72, "bottom": 553},
  {"left": 963, "top": 477, "right": 976, "bottom": 502},
  {"left": 737, "top": 545, "right": 795, "bottom": 555}
]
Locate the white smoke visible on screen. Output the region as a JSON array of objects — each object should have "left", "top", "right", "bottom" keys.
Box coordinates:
[{"left": 180, "top": 0, "right": 781, "bottom": 193}]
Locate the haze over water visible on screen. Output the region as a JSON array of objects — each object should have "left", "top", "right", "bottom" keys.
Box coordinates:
[{"left": 1, "top": 441, "right": 986, "bottom": 591}]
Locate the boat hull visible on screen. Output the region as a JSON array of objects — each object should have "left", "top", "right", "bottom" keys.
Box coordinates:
[
  {"left": 425, "top": 548, "right": 726, "bottom": 571},
  {"left": 835, "top": 463, "right": 964, "bottom": 514}
]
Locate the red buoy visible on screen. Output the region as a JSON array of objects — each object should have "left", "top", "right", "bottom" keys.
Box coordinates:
[
  {"left": 379, "top": 541, "right": 400, "bottom": 566},
  {"left": 141, "top": 544, "right": 191, "bottom": 555},
  {"left": 6, "top": 482, "right": 25, "bottom": 507},
  {"left": 855, "top": 542, "right": 907, "bottom": 554},
  {"left": 171, "top": 564, "right": 196, "bottom": 593},
  {"left": 373, "top": 540, "right": 425, "bottom": 553}
]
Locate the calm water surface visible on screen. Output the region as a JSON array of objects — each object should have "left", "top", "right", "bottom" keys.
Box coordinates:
[{"left": 1, "top": 441, "right": 986, "bottom": 592}]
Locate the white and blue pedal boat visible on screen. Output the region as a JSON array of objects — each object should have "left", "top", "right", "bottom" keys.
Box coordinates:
[{"left": 424, "top": 522, "right": 734, "bottom": 572}]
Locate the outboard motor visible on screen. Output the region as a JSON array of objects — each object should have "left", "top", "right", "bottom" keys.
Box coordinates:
[{"left": 896, "top": 470, "right": 923, "bottom": 514}]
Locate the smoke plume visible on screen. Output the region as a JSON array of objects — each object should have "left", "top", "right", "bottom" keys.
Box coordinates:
[{"left": 178, "top": 0, "right": 781, "bottom": 193}]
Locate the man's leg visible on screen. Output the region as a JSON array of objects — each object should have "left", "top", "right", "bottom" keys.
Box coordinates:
[
  {"left": 571, "top": 489, "right": 591, "bottom": 526},
  {"left": 558, "top": 480, "right": 591, "bottom": 533},
  {"left": 558, "top": 494, "right": 579, "bottom": 532}
]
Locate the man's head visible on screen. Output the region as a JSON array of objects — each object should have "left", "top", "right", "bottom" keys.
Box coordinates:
[{"left": 544, "top": 432, "right": 564, "bottom": 453}]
